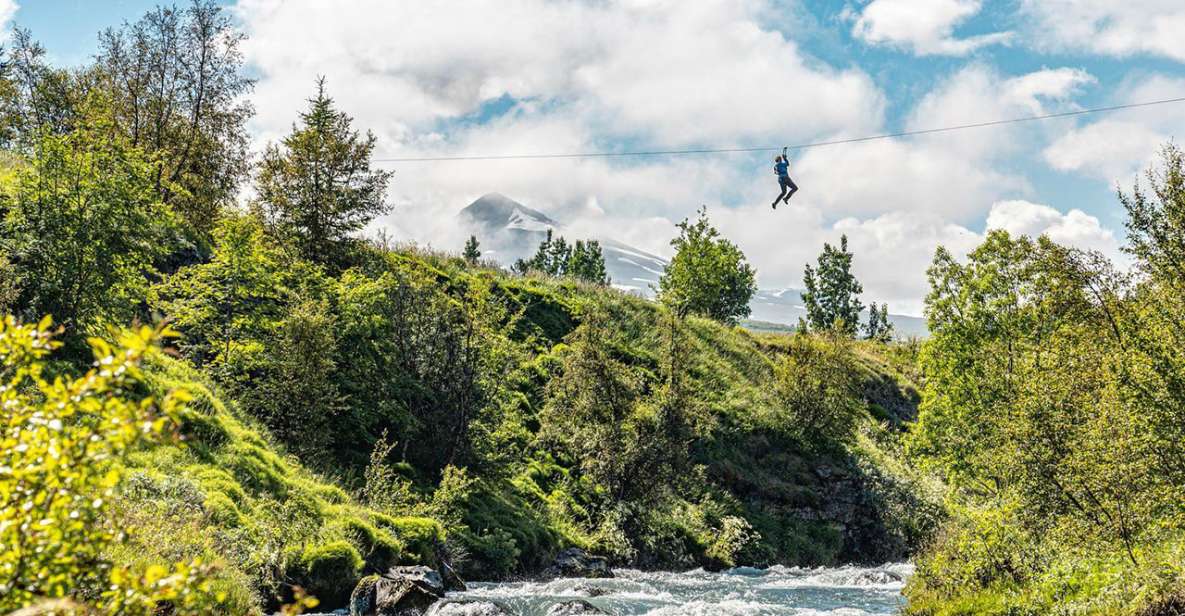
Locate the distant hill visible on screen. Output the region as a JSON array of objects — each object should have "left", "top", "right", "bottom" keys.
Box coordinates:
[{"left": 458, "top": 193, "right": 928, "bottom": 337}]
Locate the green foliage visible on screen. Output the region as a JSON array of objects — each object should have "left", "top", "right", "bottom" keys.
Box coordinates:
[
  {"left": 256, "top": 298, "right": 343, "bottom": 456},
  {"left": 151, "top": 212, "right": 290, "bottom": 364},
  {"left": 514, "top": 230, "right": 610, "bottom": 285},
  {"left": 801, "top": 234, "right": 864, "bottom": 336},
  {"left": 865, "top": 302, "right": 893, "bottom": 342},
  {"left": 2, "top": 125, "right": 175, "bottom": 345},
  {"left": 94, "top": 0, "right": 254, "bottom": 235},
  {"left": 294, "top": 541, "right": 362, "bottom": 607},
  {"left": 255, "top": 78, "right": 392, "bottom": 266},
  {"left": 658, "top": 207, "right": 756, "bottom": 325},
  {"left": 463, "top": 235, "right": 482, "bottom": 264},
  {"left": 774, "top": 333, "right": 863, "bottom": 447},
  {"left": 906, "top": 146, "right": 1185, "bottom": 613},
  {"left": 0, "top": 29, "right": 84, "bottom": 144},
  {"left": 0, "top": 317, "right": 230, "bottom": 613}
]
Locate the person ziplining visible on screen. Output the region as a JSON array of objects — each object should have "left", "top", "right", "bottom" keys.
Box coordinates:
[{"left": 772, "top": 146, "right": 797, "bottom": 209}]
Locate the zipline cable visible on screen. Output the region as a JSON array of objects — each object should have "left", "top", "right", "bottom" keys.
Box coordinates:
[{"left": 372, "top": 96, "right": 1185, "bottom": 163}]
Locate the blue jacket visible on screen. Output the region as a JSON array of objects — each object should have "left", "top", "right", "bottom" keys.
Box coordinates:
[{"left": 774, "top": 160, "right": 789, "bottom": 177}]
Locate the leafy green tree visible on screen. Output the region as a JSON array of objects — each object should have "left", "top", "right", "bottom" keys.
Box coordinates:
[
  {"left": 513, "top": 231, "right": 609, "bottom": 284},
  {"left": 0, "top": 316, "right": 230, "bottom": 614},
  {"left": 801, "top": 235, "right": 864, "bottom": 336},
  {"left": 569, "top": 240, "right": 609, "bottom": 285},
  {"left": 658, "top": 207, "right": 756, "bottom": 324},
  {"left": 256, "top": 298, "right": 343, "bottom": 456},
  {"left": 543, "top": 311, "right": 665, "bottom": 505},
  {"left": 94, "top": 0, "right": 254, "bottom": 235},
  {"left": 255, "top": 78, "right": 392, "bottom": 266},
  {"left": 865, "top": 302, "right": 893, "bottom": 342},
  {"left": 2, "top": 123, "right": 174, "bottom": 345},
  {"left": 0, "top": 29, "right": 83, "bottom": 145},
  {"left": 463, "top": 235, "right": 481, "bottom": 264},
  {"left": 150, "top": 212, "right": 290, "bottom": 365},
  {"left": 1123, "top": 143, "right": 1185, "bottom": 291},
  {"left": 774, "top": 332, "right": 862, "bottom": 446}
]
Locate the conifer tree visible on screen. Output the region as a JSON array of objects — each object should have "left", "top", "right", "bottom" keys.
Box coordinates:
[
  {"left": 802, "top": 235, "right": 864, "bottom": 337},
  {"left": 255, "top": 78, "right": 392, "bottom": 266},
  {"left": 463, "top": 235, "right": 481, "bottom": 265}
]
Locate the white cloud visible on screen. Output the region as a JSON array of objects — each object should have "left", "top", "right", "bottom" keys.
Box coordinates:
[
  {"left": 237, "top": 0, "right": 884, "bottom": 150},
  {"left": 789, "top": 66, "right": 1093, "bottom": 222},
  {"left": 1043, "top": 120, "right": 1165, "bottom": 182},
  {"left": 986, "top": 199, "right": 1122, "bottom": 261},
  {"left": 233, "top": 1, "right": 1131, "bottom": 318},
  {"left": 0, "top": 0, "right": 17, "bottom": 37},
  {"left": 1020, "top": 0, "right": 1185, "bottom": 62},
  {"left": 851, "top": 0, "right": 1012, "bottom": 56},
  {"left": 1043, "top": 75, "right": 1184, "bottom": 183}
]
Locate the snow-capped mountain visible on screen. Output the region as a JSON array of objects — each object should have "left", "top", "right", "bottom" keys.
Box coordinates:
[
  {"left": 457, "top": 193, "right": 928, "bottom": 337},
  {"left": 458, "top": 193, "right": 668, "bottom": 294}
]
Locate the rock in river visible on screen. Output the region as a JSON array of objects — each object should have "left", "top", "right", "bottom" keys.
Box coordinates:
[
  {"left": 545, "top": 600, "right": 609, "bottom": 615},
  {"left": 542, "top": 548, "right": 613, "bottom": 579},
  {"left": 350, "top": 566, "right": 445, "bottom": 616}
]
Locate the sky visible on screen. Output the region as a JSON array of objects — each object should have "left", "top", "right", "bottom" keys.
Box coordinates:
[{"left": 12, "top": 0, "right": 1185, "bottom": 315}]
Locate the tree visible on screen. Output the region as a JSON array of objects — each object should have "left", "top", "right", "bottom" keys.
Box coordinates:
[
  {"left": 150, "top": 212, "right": 290, "bottom": 365},
  {"left": 94, "top": 0, "right": 255, "bottom": 235},
  {"left": 658, "top": 207, "right": 756, "bottom": 325},
  {"left": 865, "top": 302, "right": 893, "bottom": 342},
  {"left": 544, "top": 311, "right": 674, "bottom": 506},
  {"left": 801, "top": 235, "right": 864, "bottom": 336},
  {"left": 0, "top": 317, "right": 230, "bottom": 613},
  {"left": 257, "top": 298, "right": 343, "bottom": 457},
  {"left": 463, "top": 235, "right": 481, "bottom": 264},
  {"left": 255, "top": 78, "right": 392, "bottom": 266},
  {"left": 0, "top": 29, "right": 83, "bottom": 145},
  {"left": 569, "top": 240, "right": 609, "bottom": 285},
  {"left": 1, "top": 123, "right": 174, "bottom": 346},
  {"left": 774, "top": 332, "right": 862, "bottom": 447},
  {"left": 513, "top": 231, "right": 609, "bottom": 284}
]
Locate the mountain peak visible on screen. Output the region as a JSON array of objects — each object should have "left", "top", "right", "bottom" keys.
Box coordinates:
[{"left": 460, "top": 193, "right": 560, "bottom": 232}]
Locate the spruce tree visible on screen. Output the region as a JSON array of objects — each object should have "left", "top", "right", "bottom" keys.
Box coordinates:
[
  {"left": 463, "top": 235, "right": 481, "bottom": 265},
  {"left": 255, "top": 78, "right": 392, "bottom": 266},
  {"left": 802, "top": 235, "right": 864, "bottom": 336}
]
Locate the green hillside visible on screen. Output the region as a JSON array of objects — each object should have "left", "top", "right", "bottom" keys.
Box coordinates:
[{"left": 89, "top": 240, "right": 937, "bottom": 612}]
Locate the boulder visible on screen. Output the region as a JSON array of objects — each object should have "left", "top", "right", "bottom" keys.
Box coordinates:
[
  {"left": 542, "top": 548, "right": 613, "bottom": 579},
  {"left": 349, "top": 567, "right": 446, "bottom": 616},
  {"left": 570, "top": 583, "right": 609, "bottom": 597},
  {"left": 850, "top": 569, "right": 904, "bottom": 585},
  {"left": 545, "top": 600, "right": 609, "bottom": 615}
]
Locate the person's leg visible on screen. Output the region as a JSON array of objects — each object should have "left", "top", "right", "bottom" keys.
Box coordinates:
[
  {"left": 773, "top": 179, "right": 788, "bottom": 207},
  {"left": 783, "top": 177, "right": 798, "bottom": 203}
]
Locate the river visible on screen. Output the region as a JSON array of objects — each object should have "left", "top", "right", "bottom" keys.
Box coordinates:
[{"left": 438, "top": 563, "right": 911, "bottom": 615}]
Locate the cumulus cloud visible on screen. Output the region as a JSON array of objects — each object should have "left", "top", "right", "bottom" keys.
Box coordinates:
[
  {"left": 790, "top": 66, "right": 1093, "bottom": 222},
  {"left": 986, "top": 199, "right": 1123, "bottom": 261},
  {"left": 850, "top": 0, "right": 1012, "bottom": 56},
  {"left": 232, "top": 0, "right": 1131, "bottom": 317},
  {"left": 236, "top": 0, "right": 884, "bottom": 150},
  {"left": 1020, "top": 0, "right": 1185, "bottom": 62},
  {"left": 1043, "top": 75, "right": 1184, "bottom": 183},
  {"left": 0, "top": 0, "right": 17, "bottom": 37}
]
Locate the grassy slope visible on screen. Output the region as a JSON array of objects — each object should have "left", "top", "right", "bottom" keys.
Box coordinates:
[{"left": 109, "top": 251, "right": 938, "bottom": 612}]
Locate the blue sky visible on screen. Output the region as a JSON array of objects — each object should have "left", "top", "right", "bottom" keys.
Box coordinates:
[{"left": 11, "top": 0, "right": 1185, "bottom": 314}]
